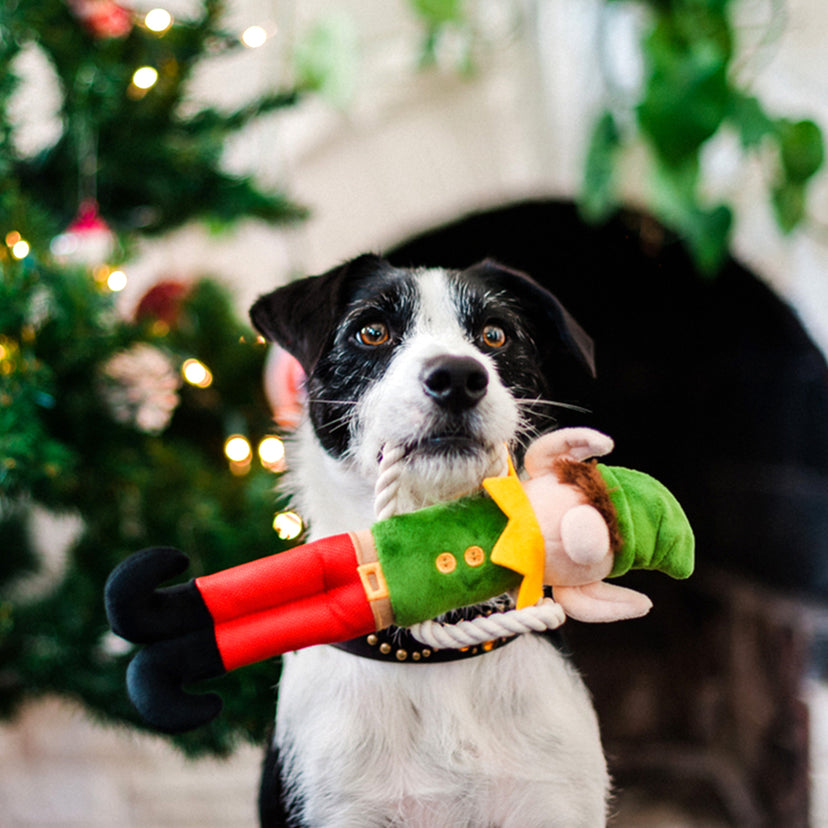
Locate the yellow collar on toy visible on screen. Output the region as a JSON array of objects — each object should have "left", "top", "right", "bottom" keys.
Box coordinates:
[{"left": 482, "top": 457, "right": 544, "bottom": 609}]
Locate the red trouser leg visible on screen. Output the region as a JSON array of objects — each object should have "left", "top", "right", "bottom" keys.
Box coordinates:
[{"left": 195, "top": 534, "right": 376, "bottom": 670}]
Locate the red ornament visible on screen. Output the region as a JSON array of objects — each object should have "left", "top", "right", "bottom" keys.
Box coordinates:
[
  {"left": 51, "top": 199, "right": 115, "bottom": 266},
  {"left": 134, "top": 280, "right": 192, "bottom": 327},
  {"left": 68, "top": 0, "right": 133, "bottom": 40}
]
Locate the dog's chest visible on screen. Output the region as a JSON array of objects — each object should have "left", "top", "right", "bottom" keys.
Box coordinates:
[{"left": 274, "top": 636, "right": 609, "bottom": 827}]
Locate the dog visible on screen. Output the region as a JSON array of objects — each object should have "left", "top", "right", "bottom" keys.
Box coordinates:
[{"left": 249, "top": 254, "right": 610, "bottom": 827}]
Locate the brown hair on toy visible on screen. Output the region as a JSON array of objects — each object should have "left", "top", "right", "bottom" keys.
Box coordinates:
[{"left": 552, "top": 458, "right": 622, "bottom": 553}]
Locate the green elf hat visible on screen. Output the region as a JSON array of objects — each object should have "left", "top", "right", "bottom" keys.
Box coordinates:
[{"left": 598, "top": 464, "right": 695, "bottom": 580}]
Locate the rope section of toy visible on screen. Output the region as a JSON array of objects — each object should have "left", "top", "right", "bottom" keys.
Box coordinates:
[
  {"left": 373, "top": 443, "right": 408, "bottom": 521},
  {"left": 407, "top": 597, "right": 566, "bottom": 650},
  {"left": 373, "top": 441, "right": 567, "bottom": 650}
]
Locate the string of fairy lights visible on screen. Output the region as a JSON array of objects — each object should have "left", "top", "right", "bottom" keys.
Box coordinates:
[{"left": 3, "top": 6, "right": 303, "bottom": 541}]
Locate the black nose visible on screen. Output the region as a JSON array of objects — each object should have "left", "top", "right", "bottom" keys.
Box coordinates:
[{"left": 421, "top": 355, "right": 488, "bottom": 412}]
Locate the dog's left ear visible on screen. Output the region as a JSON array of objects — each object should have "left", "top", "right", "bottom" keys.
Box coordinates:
[
  {"left": 469, "top": 260, "right": 596, "bottom": 377},
  {"left": 250, "top": 254, "right": 391, "bottom": 373}
]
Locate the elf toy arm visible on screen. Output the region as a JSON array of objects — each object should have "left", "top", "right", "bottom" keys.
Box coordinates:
[{"left": 105, "top": 428, "right": 694, "bottom": 733}]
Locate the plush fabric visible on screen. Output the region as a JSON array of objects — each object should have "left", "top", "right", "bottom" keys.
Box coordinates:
[
  {"left": 371, "top": 494, "right": 514, "bottom": 627},
  {"left": 599, "top": 464, "right": 695, "bottom": 580}
]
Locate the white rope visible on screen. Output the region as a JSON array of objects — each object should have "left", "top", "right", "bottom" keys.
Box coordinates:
[
  {"left": 408, "top": 598, "right": 566, "bottom": 649},
  {"left": 373, "top": 443, "right": 407, "bottom": 521},
  {"left": 372, "top": 441, "right": 568, "bottom": 650}
]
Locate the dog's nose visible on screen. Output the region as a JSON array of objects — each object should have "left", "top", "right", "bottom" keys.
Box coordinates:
[{"left": 421, "top": 355, "right": 488, "bottom": 412}]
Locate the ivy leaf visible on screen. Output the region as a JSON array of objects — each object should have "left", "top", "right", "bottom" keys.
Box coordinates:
[
  {"left": 581, "top": 111, "right": 621, "bottom": 223},
  {"left": 772, "top": 179, "right": 806, "bottom": 234},
  {"left": 650, "top": 156, "right": 731, "bottom": 275},
  {"left": 777, "top": 119, "right": 824, "bottom": 183},
  {"left": 683, "top": 203, "right": 733, "bottom": 276},
  {"left": 728, "top": 93, "right": 776, "bottom": 150},
  {"left": 637, "top": 17, "right": 731, "bottom": 167}
]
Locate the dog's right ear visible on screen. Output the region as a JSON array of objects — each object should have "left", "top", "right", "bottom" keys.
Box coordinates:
[{"left": 250, "top": 254, "right": 388, "bottom": 373}]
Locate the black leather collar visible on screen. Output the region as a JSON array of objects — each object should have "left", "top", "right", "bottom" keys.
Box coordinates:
[
  {"left": 333, "top": 604, "right": 518, "bottom": 663},
  {"left": 334, "top": 625, "right": 517, "bottom": 663}
]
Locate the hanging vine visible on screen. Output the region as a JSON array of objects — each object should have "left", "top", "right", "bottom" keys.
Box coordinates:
[
  {"left": 583, "top": 0, "right": 824, "bottom": 273},
  {"left": 410, "top": 0, "right": 825, "bottom": 275}
]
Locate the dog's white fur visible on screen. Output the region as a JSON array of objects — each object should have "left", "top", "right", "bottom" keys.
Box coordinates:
[{"left": 274, "top": 268, "right": 610, "bottom": 826}]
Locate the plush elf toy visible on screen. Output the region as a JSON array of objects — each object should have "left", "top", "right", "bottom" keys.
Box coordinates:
[{"left": 105, "top": 428, "right": 693, "bottom": 733}]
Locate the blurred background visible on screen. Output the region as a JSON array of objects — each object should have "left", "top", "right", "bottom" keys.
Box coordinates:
[{"left": 2, "top": 1, "right": 828, "bottom": 825}]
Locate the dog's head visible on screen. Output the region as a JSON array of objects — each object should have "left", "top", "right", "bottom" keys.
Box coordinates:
[{"left": 251, "top": 255, "right": 594, "bottom": 509}]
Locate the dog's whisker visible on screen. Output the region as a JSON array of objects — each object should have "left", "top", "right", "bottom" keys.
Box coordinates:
[
  {"left": 516, "top": 398, "right": 593, "bottom": 415},
  {"left": 316, "top": 411, "right": 356, "bottom": 431}
]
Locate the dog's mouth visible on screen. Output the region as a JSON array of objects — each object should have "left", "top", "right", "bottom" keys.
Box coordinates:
[{"left": 403, "top": 429, "right": 486, "bottom": 459}]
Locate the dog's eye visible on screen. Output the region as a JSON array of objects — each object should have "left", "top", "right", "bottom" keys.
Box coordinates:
[
  {"left": 480, "top": 324, "right": 507, "bottom": 349},
  {"left": 357, "top": 322, "right": 390, "bottom": 347}
]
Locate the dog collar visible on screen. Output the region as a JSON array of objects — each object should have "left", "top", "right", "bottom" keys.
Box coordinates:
[
  {"left": 333, "top": 625, "right": 517, "bottom": 663},
  {"left": 333, "top": 604, "right": 519, "bottom": 664}
]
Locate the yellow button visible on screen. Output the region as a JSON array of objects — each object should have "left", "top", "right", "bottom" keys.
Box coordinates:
[
  {"left": 435, "top": 552, "right": 457, "bottom": 574},
  {"left": 464, "top": 545, "right": 485, "bottom": 567}
]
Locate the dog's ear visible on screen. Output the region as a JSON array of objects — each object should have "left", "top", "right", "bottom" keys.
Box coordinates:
[
  {"left": 469, "top": 259, "right": 596, "bottom": 377},
  {"left": 250, "top": 254, "right": 389, "bottom": 373}
]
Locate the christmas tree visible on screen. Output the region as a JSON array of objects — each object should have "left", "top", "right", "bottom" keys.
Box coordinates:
[{"left": 0, "top": 0, "right": 310, "bottom": 756}]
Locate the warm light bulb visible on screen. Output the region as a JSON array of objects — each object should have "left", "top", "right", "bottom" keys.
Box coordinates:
[
  {"left": 11, "top": 239, "right": 30, "bottom": 260},
  {"left": 181, "top": 358, "right": 213, "bottom": 388},
  {"left": 106, "top": 270, "right": 127, "bottom": 292},
  {"left": 258, "top": 436, "right": 285, "bottom": 468},
  {"left": 145, "top": 8, "right": 173, "bottom": 33},
  {"left": 224, "top": 435, "right": 252, "bottom": 463},
  {"left": 241, "top": 25, "right": 268, "bottom": 48},
  {"left": 273, "top": 511, "right": 302, "bottom": 540},
  {"left": 132, "top": 66, "right": 159, "bottom": 90}
]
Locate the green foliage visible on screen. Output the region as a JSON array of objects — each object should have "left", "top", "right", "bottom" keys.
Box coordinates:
[
  {"left": 0, "top": 250, "right": 292, "bottom": 755},
  {"left": 406, "top": 0, "right": 480, "bottom": 74},
  {"left": 581, "top": 111, "right": 623, "bottom": 224},
  {"left": 0, "top": 0, "right": 310, "bottom": 756},
  {"left": 3, "top": 0, "right": 306, "bottom": 236},
  {"left": 583, "top": 0, "right": 825, "bottom": 275}
]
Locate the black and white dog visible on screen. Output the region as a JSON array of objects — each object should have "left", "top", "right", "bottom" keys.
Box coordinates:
[{"left": 250, "top": 254, "right": 609, "bottom": 827}]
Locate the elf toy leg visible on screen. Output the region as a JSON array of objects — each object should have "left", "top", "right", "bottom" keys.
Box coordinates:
[
  {"left": 105, "top": 537, "right": 379, "bottom": 732},
  {"left": 196, "top": 533, "right": 377, "bottom": 669}
]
